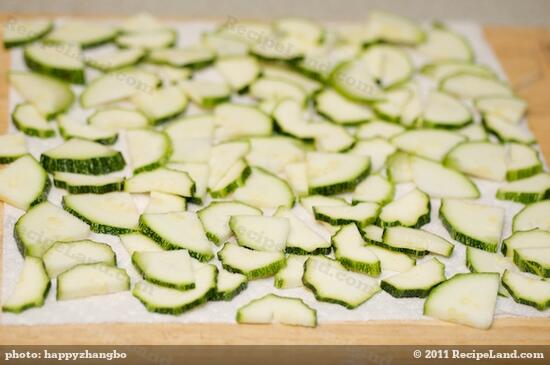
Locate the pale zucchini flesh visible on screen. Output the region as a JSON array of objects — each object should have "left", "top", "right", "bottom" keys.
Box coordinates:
[
  {"left": 274, "top": 255, "right": 308, "bottom": 289},
  {"left": 501, "top": 270, "right": 550, "bottom": 310},
  {"left": 381, "top": 258, "right": 446, "bottom": 298},
  {"left": 217, "top": 242, "right": 286, "bottom": 279},
  {"left": 233, "top": 167, "right": 295, "bottom": 209},
  {"left": 274, "top": 207, "right": 331, "bottom": 255},
  {"left": 53, "top": 172, "right": 123, "bottom": 194},
  {"left": 132, "top": 250, "right": 195, "bottom": 290},
  {"left": 0, "top": 134, "right": 27, "bottom": 163},
  {"left": 43, "top": 240, "right": 116, "bottom": 278},
  {"left": 496, "top": 173, "right": 550, "bottom": 204},
  {"left": 124, "top": 168, "right": 195, "bottom": 198},
  {"left": 332, "top": 224, "right": 380, "bottom": 276},
  {"left": 230, "top": 215, "right": 290, "bottom": 252},
  {"left": 212, "top": 269, "right": 248, "bottom": 301},
  {"left": 512, "top": 200, "right": 550, "bottom": 232},
  {"left": 0, "top": 155, "right": 50, "bottom": 210},
  {"left": 57, "top": 263, "right": 130, "bottom": 301},
  {"left": 236, "top": 294, "right": 317, "bottom": 327},
  {"left": 378, "top": 188, "right": 430, "bottom": 228},
  {"left": 382, "top": 226, "right": 454, "bottom": 257},
  {"left": 2, "top": 257, "right": 50, "bottom": 313}
]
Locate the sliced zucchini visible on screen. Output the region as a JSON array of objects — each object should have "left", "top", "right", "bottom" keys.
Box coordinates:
[
  {"left": 245, "top": 136, "right": 305, "bottom": 175},
  {"left": 444, "top": 142, "right": 506, "bottom": 181},
  {"left": 275, "top": 16, "right": 323, "bottom": 43},
  {"left": 140, "top": 63, "right": 191, "bottom": 84},
  {"left": 501, "top": 229, "right": 550, "bottom": 258},
  {"left": 57, "top": 263, "right": 129, "bottom": 300},
  {"left": 298, "top": 42, "right": 359, "bottom": 81},
  {"left": 418, "top": 25, "right": 473, "bottom": 62},
  {"left": 218, "top": 242, "right": 286, "bottom": 279},
  {"left": 386, "top": 151, "right": 412, "bottom": 183},
  {"left": 166, "top": 162, "right": 209, "bottom": 204},
  {"left": 466, "top": 246, "right": 516, "bottom": 295},
  {"left": 314, "top": 88, "right": 374, "bottom": 125},
  {"left": 80, "top": 69, "right": 159, "bottom": 108},
  {"left": 475, "top": 95, "right": 527, "bottom": 125},
  {"left": 233, "top": 167, "right": 295, "bottom": 209},
  {"left": 391, "top": 129, "right": 465, "bottom": 162},
  {"left": 358, "top": 45, "right": 414, "bottom": 88},
  {"left": 124, "top": 168, "right": 194, "bottom": 197},
  {"left": 237, "top": 294, "right": 317, "bottom": 327},
  {"left": 421, "top": 60, "right": 495, "bottom": 81},
  {"left": 311, "top": 122, "right": 355, "bottom": 153},
  {"left": 133, "top": 86, "right": 188, "bottom": 124},
  {"left": 302, "top": 256, "right": 380, "bottom": 309},
  {"left": 274, "top": 207, "right": 331, "bottom": 255},
  {"left": 116, "top": 29, "right": 176, "bottom": 50},
  {"left": 214, "top": 103, "right": 272, "bottom": 142},
  {"left": 365, "top": 242, "right": 416, "bottom": 272},
  {"left": 314, "top": 202, "right": 379, "bottom": 228},
  {"left": 132, "top": 263, "right": 217, "bottom": 315},
  {"left": 440, "top": 73, "right": 512, "bottom": 99},
  {"left": 3, "top": 19, "right": 53, "bottom": 48},
  {"left": 249, "top": 77, "right": 307, "bottom": 105},
  {"left": 348, "top": 138, "right": 396, "bottom": 173},
  {"left": 249, "top": 35, "right": 304, "bottom": 62},
  {"left": 306, "top": 152, "right": 370, "bottom": 195},
  {"left": 215, "top": 56, "right": 260, "bottom": 92},
  {"left": 12, "top": 103, "right": 55, "bottom": 138},
  {"left": 496, "top": 173, "right": 550, "bottom": 203},
  {"left": 87, "top": 108, "right": 149, "bottom": 131},
  {"left": 272, "top": 99, "right": 316, "bottom": 141},
  {"left": 483, "top": 114, "right": 535, "bottom": 144},
  {"left": 365, "top": 10, "right": 425, "bottom": 45},
  {"left": 422, "top": 91, "right": 472, "bottom": 129},
  {"left": 62, "top": 192, "right": 140, "bottom": 235},
  {"left": 139, "top": 212, "right": 213, "bottom": 261},
  {"left": 165, "top": 115, "right": 213, "bottom": 163},
  {"left": 132, "top": 250, "right": 194, "bottom": 290},
  {"left": 230, "top": 215, "right": 289, "bottom": 252},
  {"left": 1, "top": 257, "right": 50, "bottom": 313},
  {"left": 355, "top": 120, "right": 405, "bottom": 140},
  {"left": 457, "top": 123, "right": 488, "bottom": 141},
  {"left": 40, "top": 138, "right": 125, "bottom": 175},
  {"left": 505, "top": 143, "right": 543, "bottom": 181},
  {"left": 86, "top": 48, "right": 146, "bottom": 72},
  {"left": 53, "top": 172, "right": 123, "bottom": 194},
  {"left": 300, "top": 195, "right": 348, "bottom": 214},
  {"left": 202, "top": 32, "right": 249, "bottom": 57},
  {"left": 164, "top": 136, "right": 210, "bottom": 166},
  {"left": 382, "top": 226, "right": 454, "bottom": 257},
  {"left": 42, "top": 240, "right": 116, "bottom": 278},
  {"left": 126, "top": 129, "right": 171, "bottom": 173},
  {"left": 144, "top": 191, "right": 186, "bottom": 214},
  {"left": 332, "top": 224, "right": 380, "bottom": 276},
  {"left": 284, "top": 163, "right": 309, "bottom": 197},
  {"left": 352, "top": 174, "right": 394, "bottom": 205},
  {"left": 14, "top": 201, "right": 90, "bottom": 258},
  {"left": 329, "top": 60, "right": 383, "bottom": 103},
  {"left": 24, "top": 42, "right": 85, "bottom": 84},
  {"left": 372, "top": 87, "right": 412, "bottom": 124},
  {"left": 275, "top": 255, "right": 308, "bottom": 289},
  {"left": 57, "top": 115, "right": 118, "bottom": 145},
  {"left": 262, "top": 64, "right": 322, "bottom": 96},
  {"left": 410, "top": 156, "right": 480, "bottom": 199},
  {"left": 378, "top": 188, "right": 430, "bottom": 228},
  {"left": 382, "top": 258, "right": 446, "bottom": 298},
  {"left": 513, "top": 200, "right": 550, "bottom": 232},
  {"left": 514, "top": 247, "right": 550, "bottom": 278},
  {"left": 210, "top": 160, "right": 250, "bottom": 198},
  {"left": 0, "top": 155, "right": 50, "bottom": 210},
  {"left": 148, "top": 46, "right": 215, "bottom": 68},
  {"left": 45, "top": 21, "right": 117, "bottom": 48},
  {"left": 424, "top": 273, "right": 499, "bottom": 329},
  {"left": 9, "top": 71, "right": 74, "bottom": 119},
  {"left": 207, "top": 141, "right": 249, "bottom": 189},
  {"left": 0, "top": 134, "right": 27, "bottom": 163},
  {"left": 501, "top": 270, "right": 550, "bottom": 311},
  {"left": 178, "top": 80, "right": 231, "bottom": 108},
  {"left": 212, "top": 269, "right": 247, "bottom": 301},
  {"left": 119, "top": 232, "right": 163, "bottom": 255}
]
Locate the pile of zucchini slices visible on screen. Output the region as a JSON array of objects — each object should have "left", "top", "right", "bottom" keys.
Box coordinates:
[{"left": 1, "top": 11, "right": 548, "bottom": 330}]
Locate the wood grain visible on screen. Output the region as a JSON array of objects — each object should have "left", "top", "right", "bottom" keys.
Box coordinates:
[{"left": 0, "top": 18, "right": 550, "bottom": 345}]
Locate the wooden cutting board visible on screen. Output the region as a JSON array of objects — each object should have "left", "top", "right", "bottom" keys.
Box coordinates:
[{"left": 0, "top": 15, "right": 549, "bottom": 345}]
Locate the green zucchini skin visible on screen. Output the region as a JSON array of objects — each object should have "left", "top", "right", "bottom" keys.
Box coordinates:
[
  {"left": 380, "top": 281, "right": 435, "bottom": 298},
  {"left": 308, "top": 164, "right": 370, "bottom": 196},
  {"left": 133, "top": 136, "right": 172, "bottom": 175},
  {"left": 211, "top": 280, "right": 248, "bottom": 301},
  {"left": 4, "top": 23, "right": 54, "bottom": 49},
  {"left": 0, "top": 155, "right": 25, "bottom": 164},
  {"left": 378, "top": 201, "right": 431, "bottom": 229},
  {"left": 506, "top": 164, "right": 543, "bottom": 182},
  {"left": 46, "top": 32, "right": 118, "bottom": 49},
  {"left": 11, "top": 105, "right": 55, "bottom": 138},
  {"left": 61, "top": 198, "right": 134, "bottom": 235},
  {"left": 496, "top": 189, "right": 550, "bottom": 204},
  {"left": 285, "top": 246, "right": 332, "bottom": 256},
  {"left": 23, "top": 49, "right": 85, "bottom": 84},
  {"left": 53, "top": 178, "right": 123, "bottom": 194},
  {"left": 501, "top": 278, "right": 550, "bottom": 311},
  {"left": 209, "top": 165, "right": 251, "bottom": 199},
  {"left": 378, "top": 229, "right": 428, "bottom": 257},
  {"left": 1, "top": 259, "right": 51, "bottom": 314},
  {"left": 314, "top": 209, "right": 379, "bottom": 228},
  {"left": 40, "top": 152, "right": 126, "bottom": 175},
  {"left": 513, "top": 251, "right": 550, "bottom": 278},
  {"left": 131, "top": 254, "right": 196, "bottom": 291},
  {"left": 439, "top": 209, "right": 498, "bottom": 253},
  {"left": 30, "top": 176, "right": 52, "bottom": 208},
  {"left": 336, "top": 256, "right": 381, "bottom": 277},
  {"left": 219, "top": 259, "right": 286, "bottom": 280},
  {"left": 133, "top": 285, "right": 217, "bottom": 315}
]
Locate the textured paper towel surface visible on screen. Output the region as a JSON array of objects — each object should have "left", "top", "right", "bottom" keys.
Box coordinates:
[{"left": 1, "top": 19, "right": 549, "bottom": 325}]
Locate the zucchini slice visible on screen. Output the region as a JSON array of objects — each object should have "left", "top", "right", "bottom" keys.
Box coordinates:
[
  {"left": 418, "top": 25, "right": 473, "bottom": 62},
  {"left": 43, "top": 240, "right": 116, "bottom": 278},
  {"left": 214, "top": 103, "right": 272, "bottom": 142},
  {"left": 126, "top": 129, "right": 171, "bottom": 173},
  {"left": 237, "top": 294, "right": 317, "bottom": 328},
  {"left": 88, "top": 108, "right": 149, "bottom": 131},
  {"left": 410, "top": 156, "right": 480, "bottom": 199},
  {"left": 0, "top": 155, "right": 50, "bottom": 210},
  {"left": 275, "top": 255, "right": 308, "bottom": 289},
  {"left": 165, "top": 115, "right": 213, "bottom": 164},
  {"left": 329, "top": 60, "right": 383, "bottom": 103},
  {"left": 272, "top": 99, "right": 316, "bottom": 141},
  {"left": 332, "top": 224, "right": 380, "bottom": 276},
  {"left": 421, "top": 60, "right": 495, "bottom": 81},
  {"left": 86, "top": 48, "right": 146, "bottom": 72},
  {"left": 514, "top": 247, "right": 550, "bottom": 278},
  {"left": 306, "top": 152, "right": 370, "bottom": 195},
  {"left": 303, "top": 256, "right": 380, "bottom": 309},
  {"left": 311, "top": 122, "right": 355, "bottom": 153},
  {"left": 391, "top": 129, "right": 465, "bottom": 162},
  {"left": 233, "top": 167, "right": 295, "bottom": 209},
  {"left": 382, "top": 258, "right": 446, "bottom": 298},
  {"left": 57, "top": 263, "right": 130, "bottom": 301},
  {"left": 513, "top": 200, "right": 550, "bottom": 232},
  {"left": 124, "top": 168, "right": 194, "bottom": 197},
  {"left": 53, "top": 172, "right": 123, "bottom": 194},
  {"left": 372, "top": 87, "right": 412, "bottom": 124},
  {"left": 9, "top": 71, "right": 74, "bottom": 119},
  {"left": 378, "top": 188, "right": 430, "bottom": 228},
  {"left": 245, "top": 136, "right": 305, "bottom": 175},
  {"left": 133, "top": 86, "right": 188, "bottom": 124},
  {"left": 348, "top": 138, "right": 396, "bottom": 173},
  {"left": 116, "top": 29, "right": 176, "bottom": 50},
  {"left": 57, "top": 115, "right": 118, "bottom": 145},
  {"left": 209, "top": 156, "right": 246, "bottom": 195},
  {"left": 144, "top": 191, "right": 186, "bottom": 214},
  {"left": 212, "top": 269, "right": 248, "bottom": 301},
  {"left": 140, "top": 63, "right": 191, "bottom": 84},
  {"left": 358, "top": 45, "right": 414, "bottom": 88},
  {"left": 148, "top": 46, "right": 215, "bottom": 68},
  {"left": 314, "top": 88, "right": 374, "bottom": 125},
  {"left": 365, "top": 242, "right": 416, "bottom": 272},
  {"left": 300, "top": 195, "right": 348, "bottom": 214},
  {"left": 284, "top": 163, "right": 308, "bottom": 197},
  {"left": 386, "top": 151, "right": 413, "bottom": 183},
  {"left": 133, "top": 249, "right": 195, "bottom": 290},
  {"left": 274, "top": 16, "right": 323, "bottom": 44},
  {"left": 249, "top": 77, "right": 307, "bottom": 105},
  {"left": 356, "top": 120, "right": 405, "bottom": 140},
  {"left": 215, "top": 55, "right": 260, "bottom": 92},
  {"left": 230, "top": 215, "right": 290, "bottom": 252},
  {"left": 40, "top": 139, "right": 125, "bottom": 175},
  {"left": 80, "top": 69, "right": 159, "bottom": 108},
  {"left": 275, "top": 207, "right": 331, "bottom": 255},
  {"left": 314, "top": 202, "right": 379, "bottom": 228},
  {"left": 132, "top": 263, "right": 217, "bottom": 315},
  {"left": 457, "top": 123, "right": 488, "bottom": 141},
  {"left": 505, "top": 143, "right": 543, "bottom": 181},
  {"left": 501, "top": 229, "right": 550, "bottom": 258},
  {"left": 422, "top": 91, "right": 472, "bottom": 129},
  {"left": 475, "top": 95, "right": 527, "bottom": 125},
  {"left": 501, "top": 270, "right": 550, "bottom": 311},
  {"left": 496, "top": 173, "right": 550, "bottom": 203},
  {"left": 0, "top": 134, "right": 27, "bottom": 163},
  {"left": 178, "top": 80, "right": 231, "bottom": 108},
  {"left": 119, "top": 232, "right": 163, "bottom": 255},
  {"left": 466, "top": 246, "right": 516, "bottom": 297},
  {"left": 365, "top": 10, "right": 425, "bottom": 45},
  {"left": 218, "top": 242, "right": 286, "bottom": 279},
  {"left": 166, "top": 161, "right": 207, "bottom": 199},
  {"left": 15, "top": 201, "right": 90, "bottom": 258},
  {"left": 440, "top": 199, "right": 504, "bottom": 253},
  {"left": 198, "top": 201, "right": 261, "bottom": 245},
  {"left": 63, "top": 192, "right": 140, "bottom": 235},
  {"left": 24, "top": 43, "right": 85, "bottom": 84},
  {"left": 45, "top": 21, "right": 117, "bottom": 48},
  {"left": 424, "top": 273, "right": 499, "bottom": 329},
  {"left": 12, "top": 103, "right": 55, "bottom": 138},
  {"left": 440, "top": 73, "right": 513, "bottom": 99},
  {"left": 207, "top": 141, "right": 249, "bottom": 189},
  {"left": 352, "top": 174, "right": 394, "bottom": 205},
  {"left": 2, "top": 257, "right": 50, "bottom": 313},
  {"left": 483, "top": 114, "right": 535, "bottom": 144},
  {"left": 139, "top": 212, "right": 213, "bottom": 261},
  {"left": 3, "top": 19, "right": 53, "bottom": 48},
  {"left": 382, "top": 226, "right": 454, "bottom": 257},
  {"left": 444, "top": 142, "right": 506, "bottom": 181},
  {"left": 262, "top": 64, "right": 322, "bottom": 96},
  {"left": 202, "top": 32, "right": 249, "bottom": 57}
]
